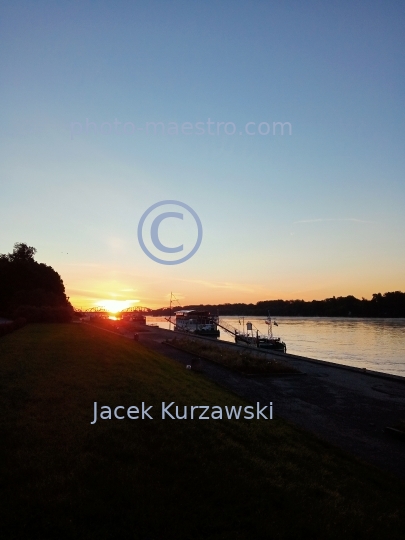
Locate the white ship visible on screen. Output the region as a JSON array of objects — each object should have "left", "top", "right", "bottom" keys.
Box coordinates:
[{"left": 173, "top": 310, "right": 220, "bottom": 337}]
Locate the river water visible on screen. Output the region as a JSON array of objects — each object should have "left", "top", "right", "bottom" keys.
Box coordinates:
[{"left": 147, "top": 316, "right": 405, "bottom": 377}]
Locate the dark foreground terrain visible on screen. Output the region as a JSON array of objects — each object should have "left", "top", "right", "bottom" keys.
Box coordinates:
[
  {"left": 1, "top": 324, "right": 404, "bottom": 539},
  {"left": 136, "top": 326, "right": 405, "bottom": 479}
]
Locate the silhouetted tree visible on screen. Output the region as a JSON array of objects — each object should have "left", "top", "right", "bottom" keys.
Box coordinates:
[
  {"left": 0, "top": 242, "right": 73, "bottom": 321},
  {"left": 4, "top": 242, "right": 37, "bottom": 262}
]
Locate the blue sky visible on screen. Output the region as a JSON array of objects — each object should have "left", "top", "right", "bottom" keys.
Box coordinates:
[{"left": 1, "top": 0, "right": 404, "bottom": 308}]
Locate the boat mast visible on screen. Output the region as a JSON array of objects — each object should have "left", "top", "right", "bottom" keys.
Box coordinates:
[
  {"left": 267, "top": 311, "right": 273, "bottom": 339},
  {"left": 169, "top": 292, "right": 172, "bottom": 331},
  {"left": 169, "top": 292, "right": 180, "bottom": 330}
]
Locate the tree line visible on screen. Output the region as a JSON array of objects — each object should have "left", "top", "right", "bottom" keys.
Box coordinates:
[{"left": 151, "top": 292, "right": 405, "bottom": 318}]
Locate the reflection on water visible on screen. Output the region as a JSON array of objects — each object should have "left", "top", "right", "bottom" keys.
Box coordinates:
[{"left": 148, "top": 316, "right": 405, "bottom": 377}]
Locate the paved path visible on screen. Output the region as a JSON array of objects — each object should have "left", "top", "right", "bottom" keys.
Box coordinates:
[{"left": 133, "top": 326, "right": 405, "bottom": 480}]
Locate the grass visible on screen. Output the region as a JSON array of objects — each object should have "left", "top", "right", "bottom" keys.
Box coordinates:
[
  {"left": 0, "top": 324, "right": 404, "bottom": 539},
  {"left": 389, "top": 419, "right": 405, "bottom": 434},
  {"left": 165, "top": 336, "right": 298, "bottom": 374}
]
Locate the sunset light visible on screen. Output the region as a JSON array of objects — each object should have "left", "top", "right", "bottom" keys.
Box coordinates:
[
  {"left": 95, "top": 299, "right": 139, "bottom": 314},
  {"left": 2, "top": 2, "right": 405, "bottom": 537}
]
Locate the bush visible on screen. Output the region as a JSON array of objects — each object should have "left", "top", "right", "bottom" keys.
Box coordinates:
[
  {"left": 12, "top": 305, "right": 73, "bottom": 323},
  {"left": 0, "top": 317, "right": 27, "bottom": 338}
]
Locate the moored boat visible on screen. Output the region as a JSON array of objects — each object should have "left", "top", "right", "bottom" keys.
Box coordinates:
[
  {"left": 234, "top": 315, "right": 287, "bottom": 353},
  {"left": 174, "top": 310, "right": 220, "bottom": 337}
]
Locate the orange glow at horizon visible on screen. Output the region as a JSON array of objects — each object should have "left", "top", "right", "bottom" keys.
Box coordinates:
[{"left": 95, "top": 299, "right": 139, "bottom": 313}]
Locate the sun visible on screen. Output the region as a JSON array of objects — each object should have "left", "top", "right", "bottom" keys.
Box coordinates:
[{"left": 95, "top": 299, "right": 139, "bottom": 314}]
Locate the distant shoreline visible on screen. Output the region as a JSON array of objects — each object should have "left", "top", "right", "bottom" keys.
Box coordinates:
[
  {"left": 149, "top": 291, "right": 405, "bottom": 318},
  {"left": 150, "top": 314, "right": 405, "bottom": 319}
]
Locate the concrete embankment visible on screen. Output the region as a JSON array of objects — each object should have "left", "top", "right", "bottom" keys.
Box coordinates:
[{"left": 133, "top": 325, "right": 405, "bottom": 479}]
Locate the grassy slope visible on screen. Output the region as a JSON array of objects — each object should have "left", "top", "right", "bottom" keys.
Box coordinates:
[{"left": 0, "top": 324, "right": 404, "bottom": 540}]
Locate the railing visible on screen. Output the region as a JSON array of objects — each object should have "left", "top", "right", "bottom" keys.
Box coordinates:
[
  {"left": 73, "top": 306, "right": 152, "bottom": 315},
  {"left": 216, "top": 320, "right": 238, "bottom": 336}
]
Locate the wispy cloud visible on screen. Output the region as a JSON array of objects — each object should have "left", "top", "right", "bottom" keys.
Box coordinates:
[
  {"left": 292, "top": 218, "right": 376, "bottom": 225},
  {"left": 105, "top": 236, "right": 127, "bottom": 252},
  {"left": 67, "top": 289, "right": 105, "bottom": 299},
  {"left": 179, "top": 279, "right": 254, "bottom": 293},
  {"left": 68, "top": 288, "right": 139, "bottom": 301},
  {"left": 65, "top": 263, "right": 104, "bottom": 268}
]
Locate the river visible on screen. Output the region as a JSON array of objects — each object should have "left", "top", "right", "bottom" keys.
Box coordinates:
[{"left": 147, "top": 316, "right": 405, "bottom": 377}]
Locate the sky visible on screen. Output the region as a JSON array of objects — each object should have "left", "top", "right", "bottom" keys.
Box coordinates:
[{"left": 1, "top": 0, "right": 404, "bottom": 310}]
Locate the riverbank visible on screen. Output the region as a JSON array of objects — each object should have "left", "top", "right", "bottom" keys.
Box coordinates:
[
  {"left": 133, "top": 325, "right": 405, "bottom": 479},
  {"left": 151, "top": 316, "right": 405, "bottom": 377},
  {"left": 1, "top": 323, "right": 405, "bottom": 539}
]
